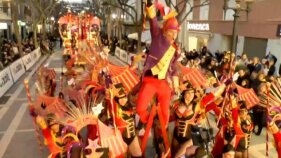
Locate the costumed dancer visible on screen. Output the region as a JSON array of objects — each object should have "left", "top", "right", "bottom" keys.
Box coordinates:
[
  {"left": 260, "top": 81, "right": 281, "bottom": 158},
  {"left": 171, "top": 80, "right": 226, "bottom": 157},
  {"left": 212, "top": 96, "right": 253, "bottom": 158},
  {"left": 35, "top": 115, "right": 64, "bottom": 158},
  {"left": 110, "top": 83, "right": 142, "bottom": 158},
  {"left": 136, "top": 0, "right": 180, "bottom": 139},
  {"left": 235, "top": 101, "right": 253, "bottom": 158},
  {"left": 268, "top": 118, "right": 281, "bottom": 158},
  {"left": 212, "top": 95, "right": 237, "bottom": 158},
  {"left": 36, "top": 67, "right": 57, "bottom": 97}
]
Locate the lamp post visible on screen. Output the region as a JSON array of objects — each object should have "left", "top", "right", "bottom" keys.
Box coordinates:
[
  {"left": 223, "top": 0, "right": 255, "bottom": 54},
  {"left": 112, "top": 13, "right": 117, "bottom": 37}
]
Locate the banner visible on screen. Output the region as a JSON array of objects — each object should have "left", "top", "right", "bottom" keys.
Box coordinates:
[
  {"left": 36, "top": 48, "right": 41, "bottom": 60},
  {"left": 120, "top": 50, "right": 127, "bottom": 63},
  {"left": 22, "top": 54, "right": 33, "bottom": 70},
  {"left": 30, "top": 49, "right": 38, "bottom": 61},
  {"left": 115, "top": 47, "right": 120, "bottom": 58},
  {"left": 9, "top": 58, "right": 25, "bottom": 82},
  {"left": 0, "top": 67, "right": 13, "bottom": 97}
]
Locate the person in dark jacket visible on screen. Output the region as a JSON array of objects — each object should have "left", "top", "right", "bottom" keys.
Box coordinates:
[
  {"left": 268, "top": 60, "right": 276, "bottom": 76},
  {"left": 265, "top": 51, "right": 277, "bottom": 65},
  {"left": 252, "top": 57, "right": 262, "bottom": 73},
  {"left": 236, "top": 69, "right": 250, "bottom": 87}
]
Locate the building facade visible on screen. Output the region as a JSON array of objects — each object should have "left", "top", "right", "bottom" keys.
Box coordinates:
[
  {"left": 0, "top": 0, "right": 11, "bottom": 39},
  {"left": 179, "top": 0, "right": 281, "bottom": 74}
]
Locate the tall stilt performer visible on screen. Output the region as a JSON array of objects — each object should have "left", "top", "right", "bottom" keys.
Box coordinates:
[{"left": 136, "top": 0, "right": 180, "bottom": 156}]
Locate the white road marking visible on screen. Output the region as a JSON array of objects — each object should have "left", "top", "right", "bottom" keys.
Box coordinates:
[
  {"left": 0, "top": 129, "right": 35, "bottom": 134},
  {"left": 0, "top": 103, "right": 27, "bottom": 157}
]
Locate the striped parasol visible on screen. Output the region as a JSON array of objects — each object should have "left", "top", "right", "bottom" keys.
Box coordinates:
[
  {"left": 180, "top": 66, "right": 208, "bottom": 88},
  {"left": 97, "top": 120, "right": 127, "bottom": 157},
  {"left": 108, "top": 63, "right": 140, "bottom": 92},
  {"left": 236, "top": 84, "right": 260, "bottom": 109},
  {"left": 34, "top": 95, "right": 67, "bottom": 119}
]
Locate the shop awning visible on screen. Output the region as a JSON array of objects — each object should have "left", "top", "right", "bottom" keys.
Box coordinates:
[{"left": 128, "top": 30, "right": 151, "bottom": 43}]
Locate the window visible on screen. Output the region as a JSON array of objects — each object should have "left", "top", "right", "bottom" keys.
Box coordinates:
[
  {"left": 224, "top": 0, "right": 235, "bottom": 20},
  {"left": 186, "top": 0, "right": 193, "bottom": 20},
  {"left": 199, "top": 0, "right": 209, "bottom": 20}
]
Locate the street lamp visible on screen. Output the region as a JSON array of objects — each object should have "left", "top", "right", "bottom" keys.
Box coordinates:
[
  {"left": 112, "top": 13, "right": 117, "bottom": 19},
  {"left": 223, "top": 0, "right": 255, "bottom": 54}
]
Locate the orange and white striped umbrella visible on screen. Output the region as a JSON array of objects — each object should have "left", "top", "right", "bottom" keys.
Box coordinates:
[
  {"left": 98, "top": 120, "right": 127, "bottom": 157},
  {"left": 236, "top": 84, "right": 260, "bottom": 109},
  {"left": 180, "top": 66, "right": 207, "bottom": 88},
  {"left": 108, "top": 64, "right": 140, "bottom": 92}
]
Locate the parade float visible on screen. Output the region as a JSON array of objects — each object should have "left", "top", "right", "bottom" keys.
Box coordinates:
[{"left": 23, "top": 1, "right": 280, "bottom": 158}]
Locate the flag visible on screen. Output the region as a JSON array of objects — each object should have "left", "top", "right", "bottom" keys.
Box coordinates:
[{"left": 236, "top": 84, "right": 260, "bottom": 109}]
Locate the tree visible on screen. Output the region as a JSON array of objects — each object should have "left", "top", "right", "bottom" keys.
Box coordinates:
[
  {"left": 102, "top": 0, "right": 144, "bottom": 52},
  {"left": 101, "top": 0, "right": 210, "bottom": 51},
  {"left": 165, "top": 0, "right": 210, "bottom": 24},
  {"left": 11, "top": 0, "right": 24, "bottom": 56},
  {"left": 28, "top": 0, "right": 59, "bottom": 47}
]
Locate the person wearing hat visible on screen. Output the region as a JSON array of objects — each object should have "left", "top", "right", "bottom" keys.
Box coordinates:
[
  {"left": 171, "top": 80, "right": 226, "bottom": 157},
  {"left": 111, "top": 83, "right": 142, "bottom": 157},
  {"left": 235, "top": 101, "right": 253, "bottom": 158},
  {"left": 212, "top": 96, "right": 237, "bottom": 158},
  {"left": 136, "top": 0, "right": 181, "bottom": 137}
]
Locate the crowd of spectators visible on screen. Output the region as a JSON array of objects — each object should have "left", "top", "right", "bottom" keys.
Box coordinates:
[
  {"left": 101, "top": 34, "right": 140, "bottom": 55},
  {"left": 180, "top": 46, "right": 280, "bottom": 136},
  {"left": 0, "top": 35, "right": 42, "bottom": 71}
]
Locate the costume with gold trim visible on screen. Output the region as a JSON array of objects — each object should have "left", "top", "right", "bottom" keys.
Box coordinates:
[{"left": 136, "top": 3, "right": 180, "bottom": 128}]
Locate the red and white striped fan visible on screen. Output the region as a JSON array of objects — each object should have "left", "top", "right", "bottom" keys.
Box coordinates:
[
  {"left": 34, "top": 95, "right": 67, "bottom": 119},
  {"left": 108, "top": 63, "right": 140, "bottom": 92},
  {"left": 236, "top": 84, "right": 260, "bottom": 109},
  {"left": 180, "top": 66, "right": 207, "bottom": 88},
  {"left": 97, "top": 120, "right": 127, "bottom": 157}
]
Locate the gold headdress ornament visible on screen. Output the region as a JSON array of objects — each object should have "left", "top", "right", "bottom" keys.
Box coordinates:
[{"left": 260, "top": 80, "right": 281, "bottom": 108}]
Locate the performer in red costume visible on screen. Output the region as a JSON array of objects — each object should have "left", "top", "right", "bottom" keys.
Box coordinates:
[
  {"left": 111, "top": 83, "right": 142, "bottom": 158},
  {"left": 171, "top": 81, "right": 225, "bottom": 157},
  {"left": 235, "top": 101, "right": 253, "bottom": 158},
  {"left": 36, "top": 115, "right": 63, "bottom": 158},
  {"left": 212, "top": 97, "right": 253, "bottom": 158},
  {"left": 268, "top": 120, "right": 281, "bottom": 158},
  {"left": 136, "top": 0, "right": 180, "bottom": 131}
]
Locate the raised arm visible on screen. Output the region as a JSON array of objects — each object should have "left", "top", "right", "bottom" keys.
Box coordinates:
[{"left": 146, "top": 0, "right": 161, "bottom": 37}]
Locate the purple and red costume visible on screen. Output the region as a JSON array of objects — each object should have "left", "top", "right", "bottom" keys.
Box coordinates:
[{"left": 136, "top": 4, "right": 179, "bottom": 127}]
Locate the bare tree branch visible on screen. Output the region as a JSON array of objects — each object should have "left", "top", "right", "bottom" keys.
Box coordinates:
[
  {"left": 177, "top": 0, "right": 210, "bottom": 24},
  {"left": 103, "top": 2, "right": 137, "bottom": 24}
]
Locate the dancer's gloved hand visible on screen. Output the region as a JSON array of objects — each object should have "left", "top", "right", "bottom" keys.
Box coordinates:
[
  {"left": 233, "top": 72, "right": 239, "bottom": 82},
  {"left": 228, "top": 88, "right": 234, "bottom": 95},
  {"left": 224, "top": 78, "right": 233, "bottom": 86}
]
